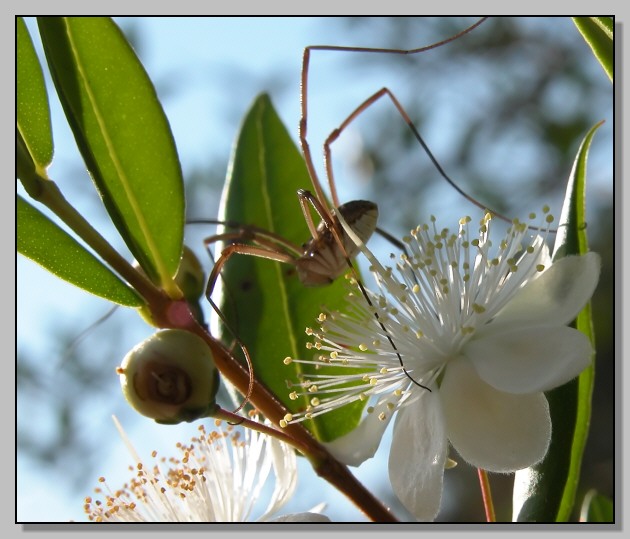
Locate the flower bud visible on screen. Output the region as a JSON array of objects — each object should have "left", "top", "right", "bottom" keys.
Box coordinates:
[
  {"left": 174, "top": 246, "right": 206, "bottom": 302},
  {"left": 174, "top": 246, "right": 207, "bottom": 326},
  {"left": 118, "top": 329, "right": 220, "bottom": 424}
]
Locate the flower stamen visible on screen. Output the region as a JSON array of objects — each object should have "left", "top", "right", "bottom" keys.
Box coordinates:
[{"left": 284, "top": 209, "right": 559, "bottom": 426}]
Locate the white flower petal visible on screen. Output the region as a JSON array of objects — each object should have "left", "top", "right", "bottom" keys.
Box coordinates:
[
  {"left": 466, "top": 325, "right": 593, "bottom": 394},
  {"left": 269, "top": 512, "right": 331, "bottom": 522},
  {"left": 388, "top": 393, "right": 447, "bottom": 522},
  {"left": 493, "top": 252, "right": 601, "bottom": 327},
  {"left": 259, "top": 436, "right": 298, "bottom": 521},
  {"left": 511, "top": 467, "right": 540, "bottom": 521},
  {"left": 441, "top": 357, "right": 551, "bottom": 472},
  {"left": 323, "top": 397, "right": 394, "bottom": 467}
]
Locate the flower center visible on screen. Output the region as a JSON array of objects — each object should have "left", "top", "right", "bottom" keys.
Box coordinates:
[{"left": 282, "top": 209, "right": 554, "bottom": 426}]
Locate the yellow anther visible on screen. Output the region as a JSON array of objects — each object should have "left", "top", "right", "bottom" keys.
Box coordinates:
[{"left": 445, "top": 457, "right": 458, "bottom": 469}]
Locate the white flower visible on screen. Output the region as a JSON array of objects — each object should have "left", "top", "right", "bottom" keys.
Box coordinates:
[
  {"left": 284, "top": 210, "right": 600, "bottom": 521},
  {"left": 84, "top": 417, "right": 329, "bottom": 522}
]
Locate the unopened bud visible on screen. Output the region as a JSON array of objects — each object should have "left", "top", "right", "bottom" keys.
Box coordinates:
[
  {"left": 118, "top": 329, "right": 219, "bottom": 424},
  {"left": 174, "top": 246, "right": 205, "bottom": 302}
]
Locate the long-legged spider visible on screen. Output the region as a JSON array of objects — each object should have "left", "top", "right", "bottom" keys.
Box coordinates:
[
  {"left": 204, "top": 17, "right": 492, "bottom": 299},
  {"left": 201, "top": 18, "right": 493, "bottom": 395}
]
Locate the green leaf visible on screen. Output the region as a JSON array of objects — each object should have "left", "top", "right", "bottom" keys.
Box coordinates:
[
  {"left": 17, "top": 17, "right": 53, "bottom": 173},
  {"left": 213, "top": 94, "right": 365, "bottom": 442},
  {"left": 573, "top": 17, "right": 613, "bottom": 82},
  {"left": 18, "top": 195, "right": 143, "bottom": 307},
  {"left": 513, "top": 121, "right": 603, "bottom": 522},
  {"left": 36, "top": 17, "right": 184, "bottom": 293},
  {"left": 579, "top": 490, "right": 614, "bottom": 522}
]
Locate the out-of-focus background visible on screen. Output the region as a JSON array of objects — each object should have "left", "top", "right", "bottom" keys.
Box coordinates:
[{"left": 17, "top": 17, "right": 614, "bottom": 522}]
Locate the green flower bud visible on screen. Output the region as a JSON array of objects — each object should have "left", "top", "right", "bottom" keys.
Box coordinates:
[
  {"left": 137, "top": 304, "right": 159, "bottom": 328},
  {"left": 174, "top": 246, "right": 206, "bottom": 302},
  {"left": 118, "top": 329, "right": 220, "bottom": 424}
]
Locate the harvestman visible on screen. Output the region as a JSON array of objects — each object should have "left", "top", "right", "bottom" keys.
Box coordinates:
[
  {"left": 204, "top": 18, "right": 492, "bottom": 298},
  {"left": 203, "top": 18, "right": 497, "bottom": 393}
]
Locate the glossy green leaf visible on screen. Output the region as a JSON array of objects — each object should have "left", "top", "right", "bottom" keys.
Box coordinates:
[
  {"left": 17, "top": 17, "right": 53, "bottom": 172},
  {"left": 213, "top": 94, "right": 365, "bottom": 442},
  {"left": 573, "top": 17, "right": 613, "bottom": 82},
  {"left": 37, "top": 17, "right": 184, "bottom": 292},
  {"left": 514, "top": 121, "right": 603, "bottom": 522},
  {"left": 579, "top": 490, "right": 614, "bottom": 522},
  {"left": 18, "top": 195, "right": 143, "bottom": 307}
]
